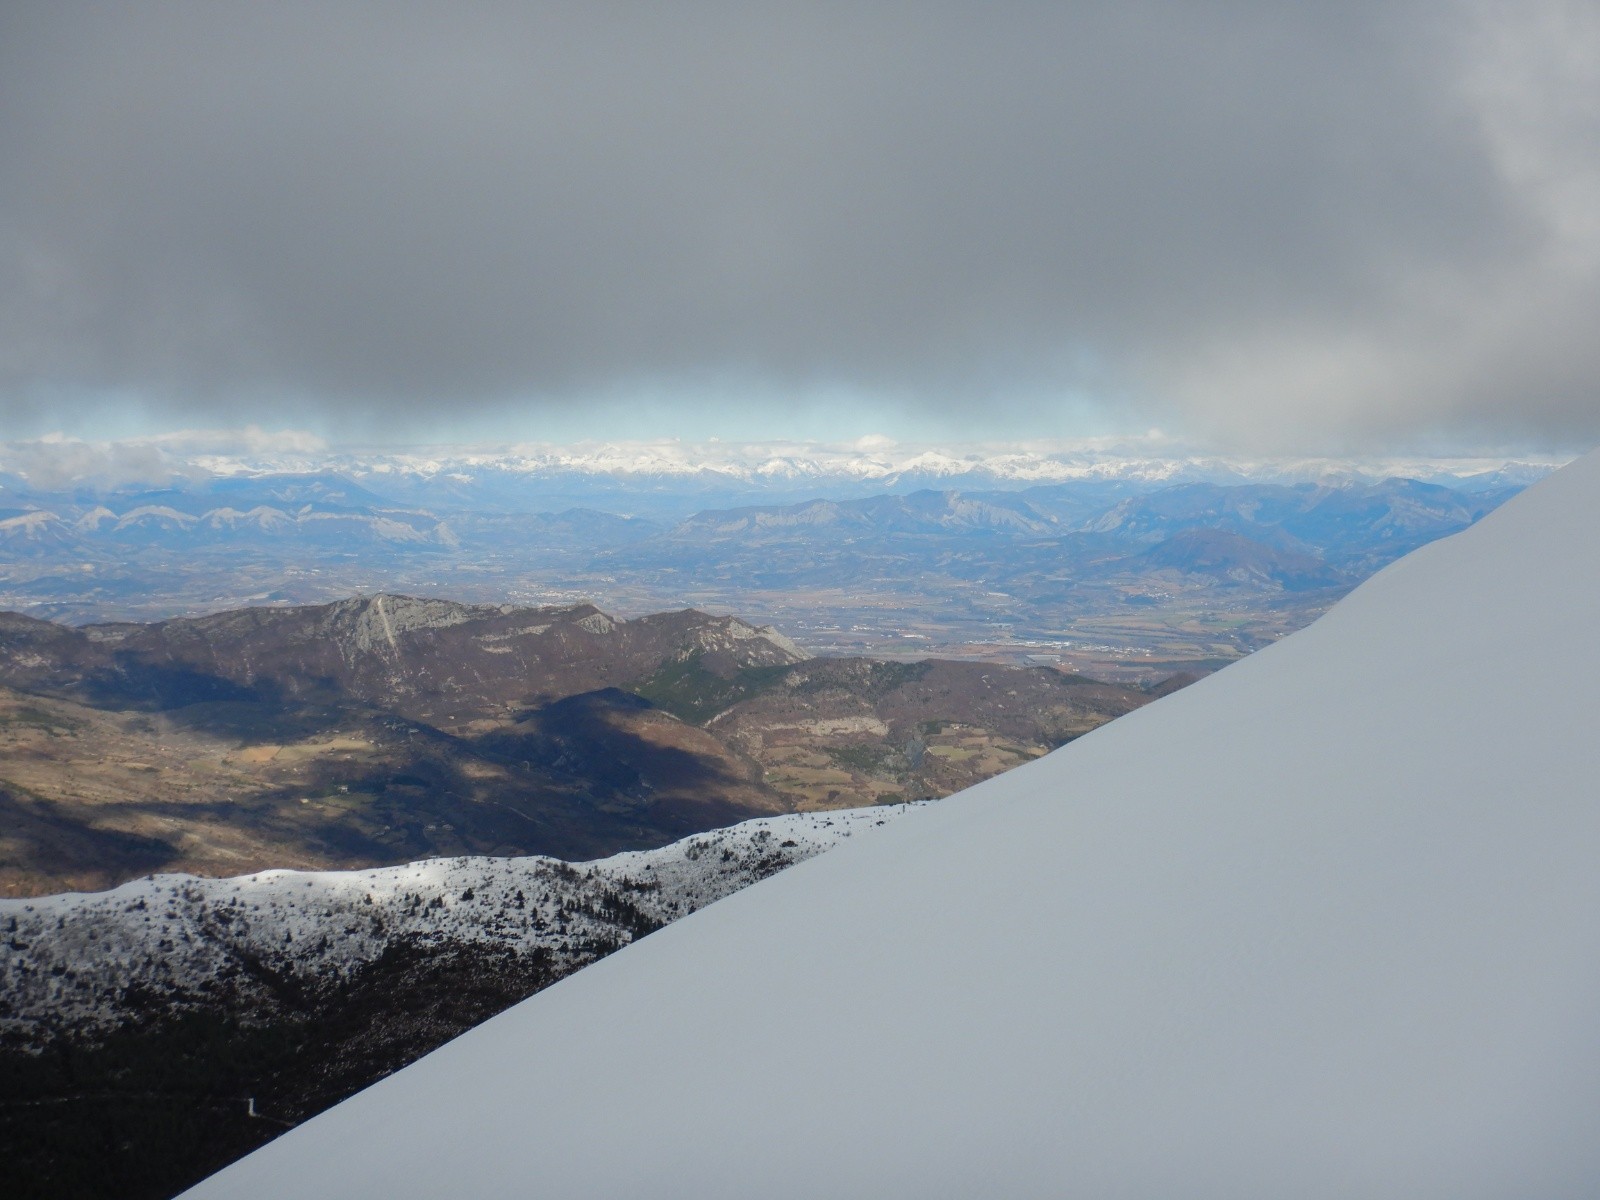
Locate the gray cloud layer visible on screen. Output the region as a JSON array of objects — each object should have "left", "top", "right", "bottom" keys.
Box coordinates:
[{"left": 1, "top": 1, "right": 1596, "bottom": 449}]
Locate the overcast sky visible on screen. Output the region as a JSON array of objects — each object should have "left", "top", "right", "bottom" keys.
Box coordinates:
[{"left": 1, "top": 1, "right": 1596, "bottom": 451}]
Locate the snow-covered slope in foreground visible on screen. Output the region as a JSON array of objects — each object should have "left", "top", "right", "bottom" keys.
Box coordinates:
[{"left": 188, "top": 451, "right": 1600, "bottom": 1199}]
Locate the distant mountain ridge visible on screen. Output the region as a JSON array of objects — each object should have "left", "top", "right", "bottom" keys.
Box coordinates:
[
  {"left": 663, "top": 476, "right": 1513, "bottom": 552},
  {"left": 0, "top": 466, "right": 1527, "bottom": 677},
  {"left": 594, "top": 477, "right": 1515, "bottom": 607},
  {"left": 0, "top": 468, "right": 1527, "bottom": 564},
  {"left": 671, "top": 490, "right": 1059, "bottom": 538}
]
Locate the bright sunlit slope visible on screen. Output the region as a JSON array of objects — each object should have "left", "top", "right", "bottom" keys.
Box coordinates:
[{"left": 185, "top": 450, "right": 1600, "bottom": 1200}]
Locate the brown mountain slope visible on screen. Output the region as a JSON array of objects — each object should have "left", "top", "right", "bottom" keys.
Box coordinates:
[
  {"left": 0, "top": 596, "right": 807, "bottom": 723},
  {"left": 0, "top": 597, "right": 1155, "bottom": 896},
  {"left": 691, "top": 657, "right": 1145, "bottom": 807}
]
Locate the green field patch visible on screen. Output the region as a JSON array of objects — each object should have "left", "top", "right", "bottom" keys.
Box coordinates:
[
  {"left": 0, "top": 705, "right": 83, "bottom": 733},
  {"left": 634, "top": 654, "right": 792, "bottom": 725},
  {"left": 824, "top": 743, "right": 897, "bottom": 774}
]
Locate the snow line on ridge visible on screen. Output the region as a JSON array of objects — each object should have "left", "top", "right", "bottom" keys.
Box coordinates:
[{"left": 0, "top": 806, "right": 919, "bottom": 1037}]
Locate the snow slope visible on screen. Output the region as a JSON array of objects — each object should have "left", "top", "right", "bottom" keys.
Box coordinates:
[
  {"left": 185, "top": 450, "right": 1600, "bottom": 1199},
  {"left": 1, "top": 808, "right": 907, "bottom": 1038}
]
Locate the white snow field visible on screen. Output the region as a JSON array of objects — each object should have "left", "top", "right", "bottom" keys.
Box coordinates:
[{"left": 185, "top": 450, "right": 1600, "bottom": 1199}]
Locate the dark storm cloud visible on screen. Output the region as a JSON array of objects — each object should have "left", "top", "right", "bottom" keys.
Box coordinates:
[{"left": 0, "top": 1, "right": 1596, "bottom": 448}]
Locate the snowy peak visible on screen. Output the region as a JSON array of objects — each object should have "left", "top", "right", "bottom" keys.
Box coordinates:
[{"left": 2, "top": 436, "right": 1565, "bottom": 515}]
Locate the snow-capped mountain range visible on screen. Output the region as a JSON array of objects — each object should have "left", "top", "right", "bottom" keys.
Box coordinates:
[
  {"left": 184, "top": 450, "right": 1600, "bottom": 1198},
  {"left": 0, "top": 433, "right": 1564, "bottom": 512}
]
